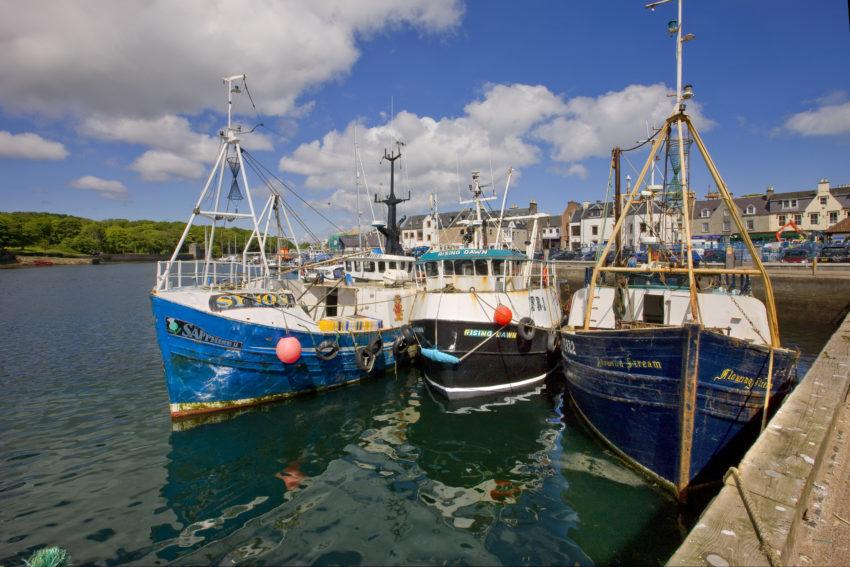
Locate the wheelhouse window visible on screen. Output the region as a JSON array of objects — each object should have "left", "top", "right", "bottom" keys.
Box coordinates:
[
  {"left": 378, "top": 261, "right": 386, "bottom": 272},
  {"left": 354, "top": 261, "right": 362, "bottom": 271},
  {"left": 388, "top": 261, "right": 396, "bottom": 269},
  {"left": 475, "top": 259, "right": 488, "bottom": 275},
  {"left": 492, "top": 259, "right": 505, "bottom": 275},
  {"left": 455, "top": 259, "right": 474, "bottom": 275},
  {"left": 345, "top": 261, "right": 352, "bottom": 270},
  {"left": 364, "top": 261, "right": 375, "bottom": 272},
  {"left": 443, "top": 260, "right": 455, "bottom": 275},
  {"left": 424, "top": 262, "right": 438, "bottom": 277}
]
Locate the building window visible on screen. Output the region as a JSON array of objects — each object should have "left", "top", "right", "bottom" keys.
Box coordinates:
[
  {"left": 591, "top": 225, "right": 598, "bottom": 236},
  {"left": 778, "top": 214, "right": 786, "bottom": 225},
  {"left": 425, "top": 220, "right": 431, "bottom": 228},
  {"left": 723, "top": 208, "right": 730, "bottom": 217},
  {"left": 820, "top": 196, "right": 827, "bottom": 205},
  {"left": 702, "top": 222, "right": 709, "bottom": 233},
  {"left": 426, "top": 234, "right": 431, "bottom": 242},
  {"left": 746, "top": 219, "right": 754, "bottom": 231},
  {"left": 640, "top": 222, "right": 647, "bottom": 233},
  {"left": 745, "top": 205, "right": 756, "bottom": 215},
  {"left": 829, "top": 211, "right": 838, "bottom": 224},
  {"left": 794, "top": 214, "right": 802, "bottom": 224},
  {"left": 810, "top": 213, "right": 819, "bottom": 225},
  {"left": 571, "top": 226, "right": 580, "bottom": 236},
  {"left": 781, "top": 199, "right": 798, "bottom": 209},
  {"left": 700, "top": 208, "right": 710, "bottom": 218},
  {"left": 723, "top": 220, "right": 731, "bottom": 233}
]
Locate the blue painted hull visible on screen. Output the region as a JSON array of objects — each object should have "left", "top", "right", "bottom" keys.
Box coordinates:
[
  {"left": 561, "top": 324, "right": 797, "bottom": 496},
  {"left": 151, "top": 294, "right": 404, "bottom": 417}
]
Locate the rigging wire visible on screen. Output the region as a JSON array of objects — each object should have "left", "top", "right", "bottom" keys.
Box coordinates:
[{"left": 241, "top": 149, "right": 345, "bottom": 233}]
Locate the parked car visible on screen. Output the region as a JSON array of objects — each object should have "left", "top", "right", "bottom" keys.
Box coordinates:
[
  {"left": 702, "top": 249, "right": 725, "bottom": 263},
  {"left": 550, "top": 250, "right": 580, "bottom": 261},
  {"left": 817, "top": 245, "right": 850, "bottom": 263},
  {"left": 780, "top": 248, "right": 810, "bottom": 263}
]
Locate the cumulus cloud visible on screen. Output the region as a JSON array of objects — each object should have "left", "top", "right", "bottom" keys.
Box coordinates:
[
  {"left": 0, "top": 0, "right": 463, "bottom": 119},
  {"left": 70, "top": 175, "right": 128, "bottom": 199},
  {"left": 280, "top": 82, "right": 714, "bottom": 216},
  {"left": 0, "top": 131, "right": 68, "bottom": 160},
  {"left": 80, "top": 114, "right": 273, "bottom": 180},
  {"left": 533, "top": 83, "right": 713, "bottom": 163},
  {"left": 784, "top": 97, "right": 850, "bottom": 136}
]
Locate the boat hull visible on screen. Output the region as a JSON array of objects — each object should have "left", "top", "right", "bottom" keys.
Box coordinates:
[
  {"left": 560, "top": 324, "right": 797, "bottom": 495},
  {"left": 151, "top": 294, "right": 404, "bottom": 417},
  {"left": 416, "top": 318, "right": 559, "bottom": 400}
]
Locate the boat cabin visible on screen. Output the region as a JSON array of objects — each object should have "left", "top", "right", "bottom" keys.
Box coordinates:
[
  {"left": 415, "top": 249, "right": 535, "bottom": 292},
  {"left": 343, "top": 254, "right": 415, "bottom": 283}
]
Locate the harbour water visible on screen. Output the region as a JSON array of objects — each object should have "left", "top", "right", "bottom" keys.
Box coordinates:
[{"left": 0, "top": 263, "right": 831, "bottom": 565}]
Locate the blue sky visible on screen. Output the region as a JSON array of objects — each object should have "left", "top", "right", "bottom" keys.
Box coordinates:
[{"left": 1, "top": 0, "right": 848, "bottom": 239}]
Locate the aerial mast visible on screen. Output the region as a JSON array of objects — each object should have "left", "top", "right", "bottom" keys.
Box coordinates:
[{"left": 374, "top": 143, "right": 410, "bottom": 255}]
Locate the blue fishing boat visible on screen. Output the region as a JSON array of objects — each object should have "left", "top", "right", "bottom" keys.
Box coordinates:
[
  {"left": 560, "top": 1, "right": 798, "bottom": 500},
  {"left": 151, "top": 75, "right": 418, "bottom": 418}
]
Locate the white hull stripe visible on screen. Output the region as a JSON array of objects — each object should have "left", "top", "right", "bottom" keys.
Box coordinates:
[{"left": 424, "top": 371, "right": 549, "bottom": 394}]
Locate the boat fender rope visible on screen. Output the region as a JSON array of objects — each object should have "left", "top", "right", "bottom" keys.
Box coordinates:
[
  {"left": 315, "top": 339, "right": 339, "bottom": 361},
  {"left": 367, "top": 336, "right": 383, "bottom": 355},
  {"left": 725, "top": 467, "right": 781, "bottom": 567},
  {"left": 517, "top": 317, "right": 536, "bottom": 341},
  {"left": 392, "top": 335, "right": 407, "bottom": 359},
  {"left": 546, "top": 330, "right": 559, "bottom": 353},
  {"left": 400, "top": 324, "right": 415, "bottom": 342}
]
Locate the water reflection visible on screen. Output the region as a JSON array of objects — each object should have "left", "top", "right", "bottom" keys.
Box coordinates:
[{"left": 148, "top": 368, "right": 685, "bottom": 565}]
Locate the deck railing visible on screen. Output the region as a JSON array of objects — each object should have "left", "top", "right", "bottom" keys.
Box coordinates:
[{"left": 155, "top": 260, "right": 269, "bottom": 291}]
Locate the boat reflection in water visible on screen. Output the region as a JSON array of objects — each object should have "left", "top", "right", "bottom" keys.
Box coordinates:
[{"left": 151, "top": 369, "right": 680, "bottom": 565}]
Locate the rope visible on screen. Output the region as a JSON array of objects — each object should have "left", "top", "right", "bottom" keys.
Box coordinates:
[
  {"left": 729, "top": 293, "right": 768, "bottom": 346},
  {"left": 725, "top": 467, "right": 781, "bottom": 567}
]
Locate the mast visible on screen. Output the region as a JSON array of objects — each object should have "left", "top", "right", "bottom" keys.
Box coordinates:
[
  {"left": 374, "top": 144, "right": 410, "bottom": 255},
  {"left": 613, "top": 147, "right": 622, "bottom": 265}
]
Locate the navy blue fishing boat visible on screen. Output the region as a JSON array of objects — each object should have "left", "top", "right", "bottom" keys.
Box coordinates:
[{"left": 560, "top": 2, "right": 798, "bottom": 499}]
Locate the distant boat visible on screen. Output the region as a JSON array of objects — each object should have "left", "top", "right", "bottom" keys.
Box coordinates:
[{"left": 559, "top": 0, "right": 798, "bottom": 500}]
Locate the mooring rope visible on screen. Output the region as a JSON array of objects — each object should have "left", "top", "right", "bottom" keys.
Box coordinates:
[{"left": 725, "top": 467, "right": 781, "bottom": 567}]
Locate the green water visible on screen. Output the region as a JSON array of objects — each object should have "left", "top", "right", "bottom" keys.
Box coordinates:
[{"left": 0, "top": 263, "right": 828, "bottom": 565}]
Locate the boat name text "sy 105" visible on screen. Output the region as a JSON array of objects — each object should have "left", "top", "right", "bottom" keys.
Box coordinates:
[{"left": 209, "top": 292, "right": 295, "bottom": 312}]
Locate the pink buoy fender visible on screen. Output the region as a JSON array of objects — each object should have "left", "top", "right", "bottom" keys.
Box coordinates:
[
  {"left": 493, "top": 304, "right": 512, "bottom": 327},
  {"left": 276, "top": 336, "right": 302, "bottom": 364}
]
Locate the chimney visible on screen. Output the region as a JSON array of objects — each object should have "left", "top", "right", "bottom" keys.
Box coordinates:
[
  {"left": 582, "top": 201, "right": 590, "bottom": 210},
  {"left": 766, "top": 185, "right": 774, "bottom": 198},
  {"left": 818, "top": 178, "right": 830, "bottom": 194},
  {"left": 529, "top": 199, "right": 538, "bottom": 215}
]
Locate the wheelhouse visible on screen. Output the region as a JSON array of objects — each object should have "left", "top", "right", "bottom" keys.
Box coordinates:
[{"left": 415, "top": 249, "right": 546, "bottom": 292}]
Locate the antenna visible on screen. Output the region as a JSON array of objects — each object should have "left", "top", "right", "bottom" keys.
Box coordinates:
[{"left": 374, "top": 145, "right": 411, "bottom": 255}]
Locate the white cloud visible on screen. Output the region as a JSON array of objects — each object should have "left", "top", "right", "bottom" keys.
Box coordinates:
[
  {"left": 784, "top": 100, "right": 850, "bottom": 136},
  {"left": 80, "top": 113, "right": 273, "bottom": 180},
  {"left": 280, "top": 82, "right": 714, "bottom": 217},
  {"left": 0, "top": 131, "right": 68, "bottom": 160},
  {"left": 70, "top": 175, "right": 128, "bottom": 199},
  {"left": 131, "top": 150, "right": 207, "bottom": 182},
  {"left": 0, "top": 1, "right": 462, "bottom": 119},
  {"left": 533, "top": 83, "right": 714, "bottom": 163}
]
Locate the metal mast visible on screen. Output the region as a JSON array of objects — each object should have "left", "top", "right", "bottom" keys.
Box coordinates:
[{"left": 374, "top": 144, "right": 410, "bottom": 255}]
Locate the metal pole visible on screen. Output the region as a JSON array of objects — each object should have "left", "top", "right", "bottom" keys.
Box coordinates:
[
  {"left": 614, "top": 148, "right": 622, "bottom": 265},
  {"left": 676, "top": 117, "right": 700, "bottom": 322}
]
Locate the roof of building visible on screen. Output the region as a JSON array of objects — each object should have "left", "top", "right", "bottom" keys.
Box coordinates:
[
  {"left": 338, "top": 233, "right": 384, "bottom": 248},
  {"left": 826, "top": 216, "right": 850, "bottom": 234}
]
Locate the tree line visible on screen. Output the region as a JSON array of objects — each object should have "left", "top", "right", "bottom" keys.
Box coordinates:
[{"left": 0, "top": 211, "right": 295, "bottom": 256}]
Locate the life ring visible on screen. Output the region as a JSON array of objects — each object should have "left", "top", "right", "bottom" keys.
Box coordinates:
[
  {"left": 546, "top": 330, "right": 559, "bottom": 353},
  {"left": 355, "top": 346, "right": 376, "bottom": 372},
  {"left": 517, "top": 317, "right": 536, "bottom": 341},
  {"left": 542, "top": 265, "right": 549, "bottom": 287},
  {"left": 315, "top": 339, "right": 339, "bottom": 361},
  {"left": 367, "top": 336, "right": 383, "bottom": 354}
]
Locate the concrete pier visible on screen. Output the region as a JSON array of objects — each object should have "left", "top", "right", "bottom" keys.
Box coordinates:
[{"left": 667, "top": 311, "right": 850, "bottom": 566}]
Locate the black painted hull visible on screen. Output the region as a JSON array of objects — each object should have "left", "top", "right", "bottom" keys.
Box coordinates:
[{"left": 414, "top": 318, "right": 558, "bottom": 400}]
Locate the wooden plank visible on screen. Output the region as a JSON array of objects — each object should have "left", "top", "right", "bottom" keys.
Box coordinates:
[{"left": 668, "top": 311, "right": 850, "bottom": 566}]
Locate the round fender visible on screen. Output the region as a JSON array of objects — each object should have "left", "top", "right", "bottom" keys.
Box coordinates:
[
  {"left": 368, "top": 336, "right": 383, "bottom": 354},
  {"left": 315, "top": 339, "right": 339, "bottom": 361},
  {"left": 517, "top": 317, "right": 536, "bottom": 341},
  {"left": 392, "top": 335, "right": 408, "bottom": 359},
  {"left": 546, "top": 330, "right": 559, "bottom": 353},
  {"left": 400, "top": 324, "right": 415, "bottom": 342},
  {"left": 355, "top": 346, "right": 376, "bottom": 373}
]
